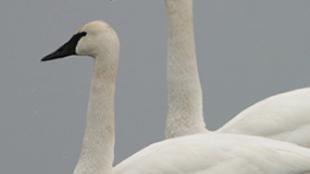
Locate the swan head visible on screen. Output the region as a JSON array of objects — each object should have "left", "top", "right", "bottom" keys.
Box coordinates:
[{"left": 41, "top": 20, "right": 119, "bottom": 61}]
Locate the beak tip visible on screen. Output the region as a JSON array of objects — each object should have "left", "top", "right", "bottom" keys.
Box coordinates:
[{"left": 41, "top": 56, "right": 50, "bottom": 62}]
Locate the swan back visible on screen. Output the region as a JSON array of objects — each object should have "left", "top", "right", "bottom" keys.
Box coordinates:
[
  {"left": 219, "top": 88, "right": 310, "bottom": 147},
  {"left": 114, "top": 133, "right": 310, "bottom": 174}
]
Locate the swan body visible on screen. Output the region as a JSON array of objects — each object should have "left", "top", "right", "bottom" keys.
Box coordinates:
[
  {"left": 165, "top": 0, "right": 310, "bottom": 148},
  {"left": 42, "top": 20, "right": 310, "bottom": 174},
  {"left": 114, "top": 132, "right": 310, "bottom": 174},
  {"left": 219, "top": 88, "right": 310, "bottom": 146}
]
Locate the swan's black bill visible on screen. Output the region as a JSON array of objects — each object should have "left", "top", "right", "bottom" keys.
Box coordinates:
[{"left": 41, "top": 32, "right": 87, "bottom": 62}]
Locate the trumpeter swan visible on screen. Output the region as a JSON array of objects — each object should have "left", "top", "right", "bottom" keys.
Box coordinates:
[
  {"left": 165, "top": 0, "right": 310, "bottom": 148},
  {"left": 42, "top": 21, "right": 119, "bottom": 174},
  {"left": 42, "top": 20, "right": 310, "bottom": 174}
]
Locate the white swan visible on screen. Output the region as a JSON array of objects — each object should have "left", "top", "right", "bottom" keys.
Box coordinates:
[
  {"left": 42, "top": 20, "right": 310, "bottom": 174},
  {"left": 165, "top": 0, "right": 310, "bottom": 148},
  {"left": 42, "top": 21, "right": 119, "bottom": 174}
]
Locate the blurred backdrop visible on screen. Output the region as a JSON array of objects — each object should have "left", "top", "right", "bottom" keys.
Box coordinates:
[{"left": 0, "top": 0, "right": 310, "bottom": 173}]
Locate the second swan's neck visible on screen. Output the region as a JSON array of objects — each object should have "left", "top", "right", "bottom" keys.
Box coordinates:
[
  {"left": 74, "top": 50, "right": 118, "bottom": 174},
  {"left": 165, "top": 0, "right": 206, "bottom": 138}
]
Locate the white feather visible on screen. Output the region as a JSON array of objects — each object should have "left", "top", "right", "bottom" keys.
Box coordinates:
[
  {"left": 115, "top": 133, "right": 310, "bottom": 174},
  {"left": 165, "top": 0, "right": 310, "bottom": 150},
  {"left": 43, "top": 18, "right": 310, "bottom": 174}
]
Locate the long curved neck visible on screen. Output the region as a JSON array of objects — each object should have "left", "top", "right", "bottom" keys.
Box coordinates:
[
  {"left": 74, "top": 50, "right": 118, "bottom": 174},
  {"left": 165, "top": 0, "right": 206, "bottom": 138}
]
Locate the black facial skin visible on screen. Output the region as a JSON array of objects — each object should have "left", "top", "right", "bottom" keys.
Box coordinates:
[{"left": 41, "top": 32, "right": 87, "bottom": 62}]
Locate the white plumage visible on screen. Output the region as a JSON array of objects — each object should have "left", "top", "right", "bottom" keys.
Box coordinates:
[
  {"left": 42, "top": 20, "right": 310, "bottom": 174},
  {"left": 219, "top": 88, "right": 310, "bottom": 146},
  {"left": 165, "top": 0, "right": 310, "bottom": 149},
  {"left": 114, "top": 133, "right": 310, "bottom": 174}
]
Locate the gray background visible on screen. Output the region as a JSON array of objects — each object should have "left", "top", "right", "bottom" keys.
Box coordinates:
[{"left": 1, "top": 0, "right": 310, "bottom": 173}]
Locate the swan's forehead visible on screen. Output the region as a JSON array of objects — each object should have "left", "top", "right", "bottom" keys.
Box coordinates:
[{"left": 77, "top": 20, "right": 112, "bottom": 34}]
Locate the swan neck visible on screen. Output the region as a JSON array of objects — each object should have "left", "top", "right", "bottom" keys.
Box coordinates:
[
  {"left": 165, "top": 0, "right": 207, "bottom": 138},
  {"left": 74, "top": 50, "right": 119, "bottom": 174}
]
